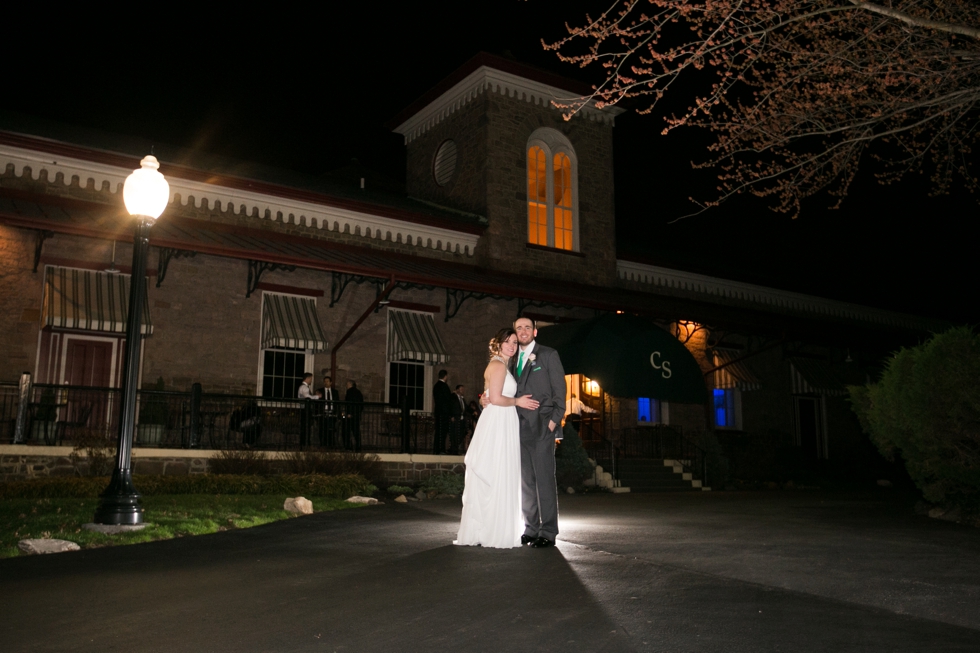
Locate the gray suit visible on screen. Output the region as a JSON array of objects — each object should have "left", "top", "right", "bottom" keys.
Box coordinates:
[{"left": 514, "top": 342, "right": 566, "bottom": 541}]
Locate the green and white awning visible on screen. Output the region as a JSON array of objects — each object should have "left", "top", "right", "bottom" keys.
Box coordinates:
[
  {"left": 262, "top": 293, "right": 327, "bottom": 351},
  {"left": 789, "top": 357, "right": 847, "bottom": 396},
  {"left": 713, "top": 349, "right": 761, "bottom": 391},
  {"left": 42, "top": 266, "right": 152, "bottom": 335},
  {"left": 387, "top": 310, "right": 450, "bottom": 363}
]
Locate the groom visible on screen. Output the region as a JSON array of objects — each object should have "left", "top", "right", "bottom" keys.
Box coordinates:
[{"left": 513, "top": 316, "right": 566, "bottom": 548}]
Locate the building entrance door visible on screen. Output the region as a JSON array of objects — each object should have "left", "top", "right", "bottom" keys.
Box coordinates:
[
  {"left": 795, "top": 396, "right": 825, "bottom": 459},
  {"left": 63, "top": 338, "right": 115, "bottom": 387},
  {"left": 58, "top": 335, "right": 124, "bottom": 437}
]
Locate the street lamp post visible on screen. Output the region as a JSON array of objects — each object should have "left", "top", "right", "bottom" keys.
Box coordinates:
[{"left": 94, "top": 155, "right": 169, "bottom": 525}]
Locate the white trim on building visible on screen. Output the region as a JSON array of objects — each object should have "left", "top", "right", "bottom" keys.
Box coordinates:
[
  {"left": 0, "top": 143, "right": 481, "bottom": 255},
  {"left": 392, "top": 65, "right": 625, "bottom": 144}
]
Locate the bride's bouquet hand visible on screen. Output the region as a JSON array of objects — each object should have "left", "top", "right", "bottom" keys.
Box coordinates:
[{"left": 516, "top": 395, "right": 539, "bottom": 410}]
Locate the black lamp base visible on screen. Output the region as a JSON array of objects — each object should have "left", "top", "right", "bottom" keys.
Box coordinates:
[{"left": 93, "top": 471, "right": 145, "bottom": 525}]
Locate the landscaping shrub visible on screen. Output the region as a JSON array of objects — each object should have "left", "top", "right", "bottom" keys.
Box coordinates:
[
  {"left": 276, "top": 451, "right": 384, "bottom": 482},
  {"left": 849, "top": 327, "right": 980, "bottom": 510},
  {"left": 555, "top": 423, "right": 593, "bottom": 489},
  {"left": 68, "top": 427, "right": 116, "bottom": 477},
  {"left": 209, "top": 449, "right": 274, "bottom": 476},
  {"left": 420, "top": 472, "right": 464, "bottom": 495},
  {"left": 387, "top": 485, "right": 413, "bottom": 495},
  {"left": 0, "top": 473, "right": 374, "bottom": 500},
  {"left": 208, "top": 450, "right": 384, "bottom": 484}
]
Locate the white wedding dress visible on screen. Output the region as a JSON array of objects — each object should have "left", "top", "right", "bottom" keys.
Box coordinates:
[{"left": 455, "top": 365, "right": 523, "bottom": 548}]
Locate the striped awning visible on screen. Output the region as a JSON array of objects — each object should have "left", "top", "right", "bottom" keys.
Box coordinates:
[
  {"left": 713, "top": 349, "right": 761, "bottom": 391},
  {"left": 42, "top": 266, "right": 152, "bottom": 335},
  {"left": 387, "top": 310, "right": 450, "bottom": 363},
  {"left": 262, "top": 293, "right": 327, "bottom": 351},
  {"left": 790, "top": 357, "right": 847, "bottom": 396}
]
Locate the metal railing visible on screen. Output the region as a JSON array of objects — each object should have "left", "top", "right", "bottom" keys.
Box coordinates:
[
  {"left": 1, "top": 383, "right": 21, "bottom": 443},
  {"left": 4, "top": 379, "right": 451, "bottom": 455},
  {"left": 578, "top": 420, "right": 708, "bottom": 486}
]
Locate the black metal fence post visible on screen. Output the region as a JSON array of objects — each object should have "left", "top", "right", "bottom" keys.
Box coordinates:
[
  {"left": 400, "top": 396, "right": 411, "bottom": 454},
  {"left": 13, "top": 372, "right": 31, "bottom": 444},
  {"left": 189, "top": 383, "right": 202, "bottom": 448},
  {"left": 610, "top": 438, "right": 616, "bottom": 481}
]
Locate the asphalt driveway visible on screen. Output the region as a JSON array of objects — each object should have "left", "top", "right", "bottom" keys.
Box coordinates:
[{"left": 2, "top": 490, "right": 978, "bottom": 652}]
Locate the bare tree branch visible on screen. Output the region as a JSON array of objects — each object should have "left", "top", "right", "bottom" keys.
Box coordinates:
[{"left": 548, "top": 1, "right": 980, "bottom": 217}]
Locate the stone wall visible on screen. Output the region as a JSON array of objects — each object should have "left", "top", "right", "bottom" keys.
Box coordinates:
[
  {"left": 405, "top": 95, "right": 489, "bottom": 217},
  {"left": 480, "top": 92, "right": 618, "bottom": 286},
  {"left": 0, "top": 225, "right": 43, "bottom": 380},
  {"left": 0, "top": 447, "right": 465, "bottom": 485},
  {"left": 0, "top": 448, "right": 209, "bottom": 480},
  {"left": 402, "top": 89, "right": 618, "bottom": 287}
]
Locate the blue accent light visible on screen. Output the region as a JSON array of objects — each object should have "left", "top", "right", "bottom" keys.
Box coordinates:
[{"left": 638, "top": 397, "right": 651, "bottom": 422}]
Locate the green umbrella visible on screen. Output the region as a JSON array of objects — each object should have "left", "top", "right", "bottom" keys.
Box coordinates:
[{"left": 536, "top": 313, "right": 708, "bottom": 403}]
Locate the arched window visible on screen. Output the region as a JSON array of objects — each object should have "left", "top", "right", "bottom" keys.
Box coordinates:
[{"left": 526, "top": 129, "right": 578, "bottom": 251}]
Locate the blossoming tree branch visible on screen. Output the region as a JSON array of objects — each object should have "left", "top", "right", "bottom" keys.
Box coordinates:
[{"left": 547, "top": 1, "right": 980, "bottom": 217}]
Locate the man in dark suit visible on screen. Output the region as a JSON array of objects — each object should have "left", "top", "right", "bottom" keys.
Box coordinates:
[
  {"left": 513, "top": 316, "right": 566, "bottom": 548},
  {"left": 432, "top": 369, "right": 453, "bottom": 455},
  {"left": 320, "top": 375, "right": 338, "bottom": 448},
  {"left": 448, "top": 384, "right": 466, "bottom": 455},
  {"left": 343, "top": 380, "right": 364, "bottom": 452}
]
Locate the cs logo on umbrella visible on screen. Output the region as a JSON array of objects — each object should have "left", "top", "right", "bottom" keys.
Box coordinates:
[{"left": 650, "top": 351, "right": 672, "bottom": 379}]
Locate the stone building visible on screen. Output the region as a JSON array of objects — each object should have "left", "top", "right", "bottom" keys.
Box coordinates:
[{"left": 0, "top": 53, "right": 940, "bottom": 484}]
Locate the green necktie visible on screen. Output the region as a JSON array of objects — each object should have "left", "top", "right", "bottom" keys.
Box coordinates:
[{"left": 517, "top": 351, "right": 525, "bottom": 377}]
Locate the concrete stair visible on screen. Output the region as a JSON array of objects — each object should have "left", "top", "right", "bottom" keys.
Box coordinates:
[{"left": 613, "top": 458, "right": 710, "bottom": 492}]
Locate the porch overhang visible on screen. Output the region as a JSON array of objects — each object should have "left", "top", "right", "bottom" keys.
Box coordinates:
[
  {"left": 261, "top": 293, "right": 327, "bottom": 352},
  {"left": 42, "top": 266, "right": 152, "bottom": 335},
  {"left": 387, "top": 310, "right": 450, "bottom": 364}
]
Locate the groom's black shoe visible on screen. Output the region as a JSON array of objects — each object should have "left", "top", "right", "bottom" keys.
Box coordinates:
[
  {"left": 531, "top": 537, "right": 555, "bottom": 548},
  {"left": 521, "top": 535, "right": 536, "bottom": 546}
]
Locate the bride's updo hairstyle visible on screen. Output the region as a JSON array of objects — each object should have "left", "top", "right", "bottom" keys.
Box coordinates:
[{"left": 488, "top": 327, "right": 517, "bottom": 359}]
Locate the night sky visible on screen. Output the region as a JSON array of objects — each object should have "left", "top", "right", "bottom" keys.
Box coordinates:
[{"left": 7, "top": 3, "right": 977, "bottom": 324}]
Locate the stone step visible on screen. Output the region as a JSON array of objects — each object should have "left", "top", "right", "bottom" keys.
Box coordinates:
[{"left": 612, "top": 458, "right": 704, "bottom": 493}]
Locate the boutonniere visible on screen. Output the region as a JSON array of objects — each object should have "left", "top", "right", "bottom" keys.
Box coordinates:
[{"left": 528, "top": 353, "right": 536, "bottom": 363}]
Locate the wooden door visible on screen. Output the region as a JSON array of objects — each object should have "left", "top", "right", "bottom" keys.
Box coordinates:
[
  {"left": 64, "top": 339, "right": 114, "bottom": 388},
  {"left": 795, "top": 396, "right": 823, "bottom": 459}
]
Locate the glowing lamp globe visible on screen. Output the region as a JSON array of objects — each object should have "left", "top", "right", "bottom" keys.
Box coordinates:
[{"left": 123, "top": 155, "right": 170, "bottom": 219}]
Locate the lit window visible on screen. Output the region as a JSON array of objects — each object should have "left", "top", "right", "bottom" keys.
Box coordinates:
[
  {"left": 526, "top": 129, "right": 577, "bottom": 251},
  {"left": 553, "top": 153, "right": 573, "bottom": 250},
  {"left": 713, "top": 388, "right": 741, "bottom": 429},
  {"left": 527, "top": 146, "right": 548, "bottom": 245},
  {"left": 637, "top": 397, "right": 669, "bottom": 425}
]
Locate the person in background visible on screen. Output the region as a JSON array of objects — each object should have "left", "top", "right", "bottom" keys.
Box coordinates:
[
  {"left": 297, "top": 373, "right": 320, "bottom": 447},
  {"left": 448, "top": 384, "right": 467, "bottom": 455},
  {"left": 344, "top": 380, "right": 364, "bottom": 452},
  {"left": 433, "top": 369, "right": 453, "bottom": 455},
  {"left": 466, "top": 399, "right": 481, "bottom": 447},
  {"left": 566, "top": 392, "right": 598, "bottom": 430},
  {"left": 320, "top": 375, "right": 337, "bottom": 448}
]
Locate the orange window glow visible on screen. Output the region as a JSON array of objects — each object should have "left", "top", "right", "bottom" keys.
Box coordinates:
[
  {"left": 528, "top": 146, "right": 548, "bottom": 245},
  {"left": 553, "top": 153, "right": 573, "bottom": 250}
]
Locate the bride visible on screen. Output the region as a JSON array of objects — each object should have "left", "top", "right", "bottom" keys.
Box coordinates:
[{"left": 455, "top": 328, "right": 539, "bottom": 548}]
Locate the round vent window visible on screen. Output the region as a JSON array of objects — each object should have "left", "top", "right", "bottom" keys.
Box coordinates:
[{"left": 433, "top": 140, "right": 458, "bottom": 187}]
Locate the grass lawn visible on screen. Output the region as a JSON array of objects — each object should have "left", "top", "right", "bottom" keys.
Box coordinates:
[{"left": 1, "top": 495, "right": 363, "bottom": 558}]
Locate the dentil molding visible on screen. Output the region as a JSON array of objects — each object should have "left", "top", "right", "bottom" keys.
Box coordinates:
[{"left": 0, "top": 143, "right": 480, "bottom": 255}]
